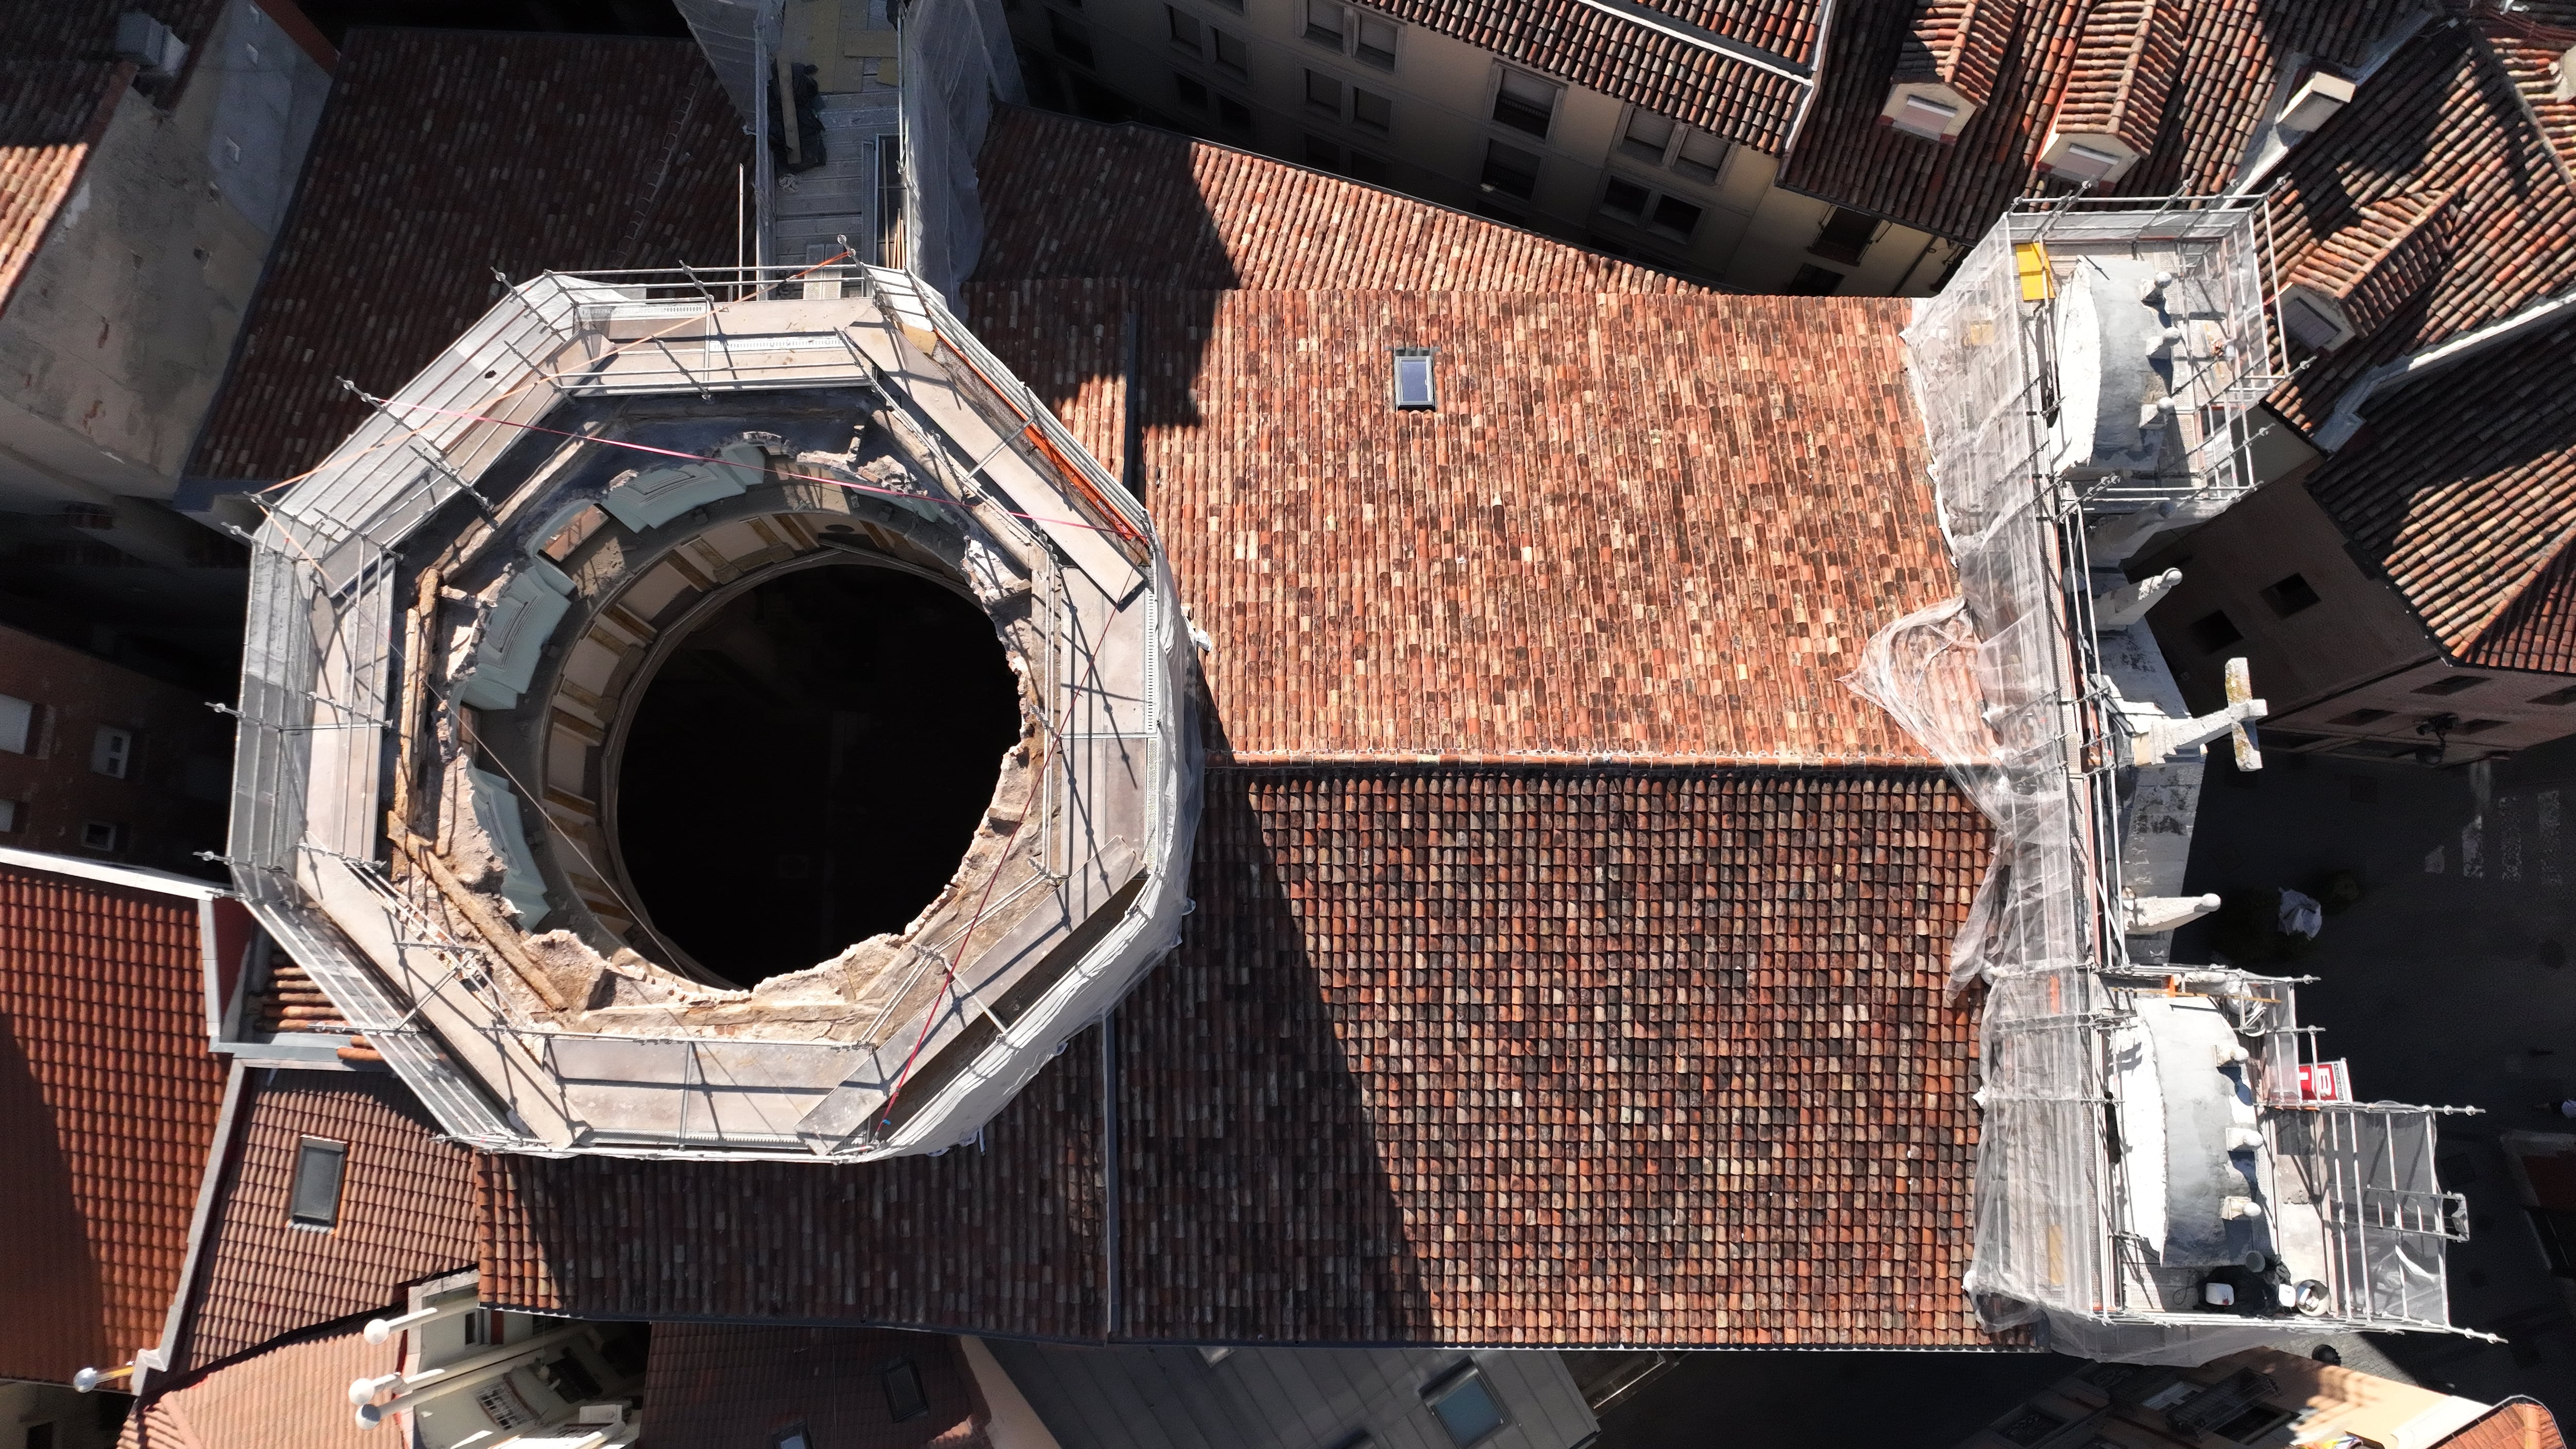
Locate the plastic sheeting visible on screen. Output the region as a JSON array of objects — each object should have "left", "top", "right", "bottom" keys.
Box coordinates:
[
  {"left": 1850, "top": 198, "right": 2473, "bottom": 1357},
  {"left": 899, "top": 0, "right": 1022, "bottom": 298}
]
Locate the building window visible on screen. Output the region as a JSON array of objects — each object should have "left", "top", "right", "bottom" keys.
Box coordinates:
[
  {"left": 1304, "top": 132, "right": 1342, "bottom": 168},
  {"left": 1809, "top": 207, "right": 1881, "bottom": 265},
  {"left": 289, "top": 1136, "right": 348, "bottom": 1230},
  {"left": 1481, "top": 139, "right": 1540, "bottom": 198},
  {"left": 78, "top": 820, "right": 122, "bottom": 853},
  {"left": 1175, "top": 72, "right": 1209, "bottom": 108},
  {"left": 1597, "top": 179, "right": 1700, "bottom": 241},
  {"left": 1670, "top": 127, "right": 1726, "bottom": 182},
  {"left": 882, "top": 1357, "right": 929, "bottom": 1422},
  {"left": 1348, "top": 149, "right": 1389, "bottom": 183},
  {"left": 1048, "top": 12, "right": 1094, "bottom": 65},
  {"left": 2332, "top": 708, "right": 2392, "bottom": 726},
  {"left": 771, "top": 1425, "right": 814, "bottom": 1449},
  {"left": 2414, "top": 674, "right": 2487, "bottom": 696},
  {"left": 2259, "top": 572, "right": 2320, "bottom": 617},
  {"left": 1392, "top": 347, "right": 1435, "bottom": 410},
  {"left": 1306, "top": 70, "right": 1342, "bottom": 113},
  {"left": 27, "top": 1425, "right": 57, "bottom": 1449},
  {"left": 2188, "top": 610, "right": 2243, "bottom": 652},
  {"left": 0, "top": 800, "right": 19, "bottom": 832},
  {"left": 1425, "top": 1366, "right": 1506, "bottom": 1448},
  {"left": 1617, "top": 108, "right": 1728, "bottom": 183},
  {"left": 1353, "top": 12, "right": 1396, "bottom": 66},
  {"left": 1619, "top": 108, "right": 1673, "bottom": 163},
  {"left": 1352, "top": 85, "right": 1392, "bottom": 132},
  {"left": 1218, "top": 95, "right": 1253, "bottom": 130},
  {"left": 1303, "top": 0, "right": 1345, "bottom": 47},
  {"left": 1490, "top": 67, "right": 1557, "bottom": 139},
  {"left": 1787, "top": 263, "right": 1844, "bottom": 295},
  {"left": 1213, "top": 29, "right": 1248, "bottom": 76},
  {"left": 1167, "top": 6, "right": 1203, "bottom": 54},
  {"left": 91, "top": 725, "right": 133, "bottom": 779},
  {"left": 0, "top": 694, "right": 31, "bottom": 755},
  {"left": 1649, "top": 194, "right": 1703, "bottom": 241}
]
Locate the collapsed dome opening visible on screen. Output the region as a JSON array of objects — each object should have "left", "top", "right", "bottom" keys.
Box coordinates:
[{"left": 613, "top": 556, "right": 1022, "bottom": 986}]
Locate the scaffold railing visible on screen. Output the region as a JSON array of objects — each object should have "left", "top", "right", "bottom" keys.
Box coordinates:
[{"left": 1854, "top": 194, "right": 2478, "bottom": 1356}]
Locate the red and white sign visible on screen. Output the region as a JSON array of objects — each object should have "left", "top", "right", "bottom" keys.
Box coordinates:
[{"left": 2300, "top": 1060, "right": 2353, "bottom": 1103}]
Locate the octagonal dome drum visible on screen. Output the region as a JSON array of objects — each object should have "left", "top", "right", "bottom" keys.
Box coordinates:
[{"left": 225, "top": 266, "right": 1200, "bottom": 1160}]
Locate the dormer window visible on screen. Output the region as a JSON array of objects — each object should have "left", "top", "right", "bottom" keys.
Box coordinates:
[{"left": 1882, "top": 85, "right": 1971, "bottom": 142}]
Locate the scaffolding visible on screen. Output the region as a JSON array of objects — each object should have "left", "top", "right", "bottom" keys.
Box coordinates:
[
  {"left": 227, "top": 263, "right": 1191, "bottom": 1158},
  {"left": 1853, "top": 195, "right": 2481, "bottom": 1359}
]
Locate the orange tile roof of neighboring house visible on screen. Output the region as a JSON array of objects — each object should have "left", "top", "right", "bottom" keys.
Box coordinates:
[
  {"left": 2250, "top": 18, "right": 2576, "bottom": 677},
  {"left": 121, "top": 1325, "right": 396, "bottom": 1449},
  {"left": 970, "top": 111, "right": 1953, "bottom": 763},
  {"left": 474, "top": 766, "right": 1990, "bottom": 1345},
  {"left": 0, "top": 857, "right": 228, "bottom": 1384},
  {"left": 974, "top": 108, "right": 1691, "bottom": 292},
  {"left": 1895, "top": 0, "right": 2014, "bottom": 108},
  {"left": 645, "top": 1325, "right": 992, "bottom": 1449},
  {"left": 184, "top": 29, "right": 745, "bottom": 484},
  {"left": 1350, "top": 0, "right": 1819, "bottom": 156},
  {"left": 2300, "top": 318, "right": 2576, "bottom": 675},
  {"left": 0, "top": 2, "right": 231, "bottom": 311},
  {"left": 1776, "top": 0, "right": 2418, "bottom": 242},
  {"left": 2263, "top": 22, "right": 2576, "bottom": 434},
  {"left": 2050, "top": 0, "right": 2188, "bottom": 155},
  {"left": 2435, "top": 1400, "right": 2567, "bottom": 1449},
  {"left": 174, "top": 1071, "right": 479, "bottom": 1373}
]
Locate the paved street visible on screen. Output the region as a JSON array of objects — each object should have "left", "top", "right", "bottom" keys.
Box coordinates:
[{"left": 2172, "top": 733, "right": 2576, "bottom": 1417}]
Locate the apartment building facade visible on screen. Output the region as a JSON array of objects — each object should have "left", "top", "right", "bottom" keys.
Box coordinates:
[{"left": 1004, "top": 0, "right": 1960, "bottom": 293}]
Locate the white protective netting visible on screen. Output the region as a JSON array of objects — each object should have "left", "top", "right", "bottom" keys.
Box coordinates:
[
  {"left": 1846, "top": 199, "right": 2282, "bottom": 1341},
  {"left": 899, "top": 0, "right": 1023, "bottom": 297}
]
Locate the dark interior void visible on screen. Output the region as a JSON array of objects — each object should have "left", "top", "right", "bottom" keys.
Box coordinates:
[{"left": 616, "top": 560, "right": 1021, "bottom": 986}]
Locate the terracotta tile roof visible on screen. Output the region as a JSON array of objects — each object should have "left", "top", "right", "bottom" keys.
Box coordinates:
[
  {"left": 175, "top": 1071, "right": 478, "bottom": 1372},
  {"left": 473, "top": 1036, "right": 1109, "bottom": 1331},
  {"left": 184, "top": 29, "right": 745, "bottom": 484},
  {"left": 1342, "top": 0, "right": 1817, "bottom": 154},
  {"left": 2280, "top": 187, "right": 2464, "bottom": 340},
  {"left": 2252, "top": 20, "right": 2576, "bottom": 674},
  {"left": 974, "top": 108, "right": 1691, "bottom": 292},
  {"left": 0, "top": 858, "right": 228, "bottom": 1385},
  {"left": 2263, "top": 23, "right": 2576, "bottom": 433},
  {"left": 2435, "top": 1401, "right": 2567, "bottom": 1449},
  {"left": 2465, "top": 541, "right": 2576, "bottom": 676},
  {"left": 2051, "top": 0, "right": 2188, "bottom": 155},
  {"left": 1894, "top": 0, "right": 2013, "bottom": 108},
  {"left": 970, "top": 113, "right": 1954, "bottom": 764},
  {"left": 121, "top": 1325, "right": 396, "bottom": 1449},
  {"left": 476, "top": 766, "right": 1991, "bottom": 1345},
  {"left": 0, "top": 2, "right": 226, "bottom": 310},
  {"left": 2301, "top": 317, "right": 2576, "bottom": 672},
  {"left": 645, "top": 1325, "right": 992, "bottom": 1449},
  {"left": 1776, "top": 0, "right": 2416, "bottom": 241}
]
